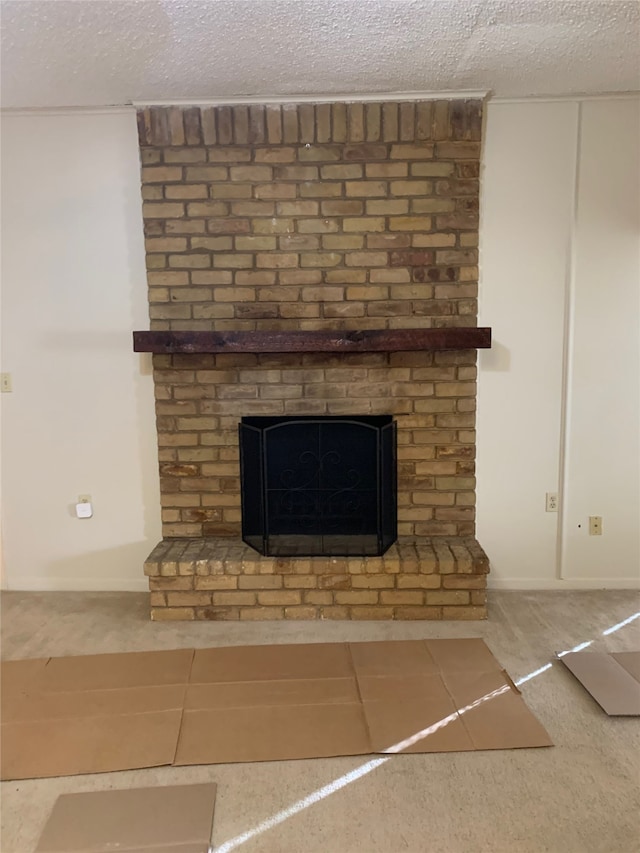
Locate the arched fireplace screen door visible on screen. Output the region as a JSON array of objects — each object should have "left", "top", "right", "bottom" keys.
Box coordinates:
[{"left": 239, "top": 415, "right": 397, "bottom": 557}]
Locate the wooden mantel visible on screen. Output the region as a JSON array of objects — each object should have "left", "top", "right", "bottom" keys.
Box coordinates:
[{"left": 133, "top": 327, "right": 491, "bottom": 355}]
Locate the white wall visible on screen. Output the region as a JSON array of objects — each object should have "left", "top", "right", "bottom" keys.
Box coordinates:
[
  {"left": 2, "top": 99, "right": 638, "bottom": 591},
  {"left": 478, "top": 96, "right": 640, "bottom": 588},
  {"left": 1, "top": 110, "right": 161, "bottom": 590},
  {"left": 561, "top": 99, "right": 640, "bottom": 582}
]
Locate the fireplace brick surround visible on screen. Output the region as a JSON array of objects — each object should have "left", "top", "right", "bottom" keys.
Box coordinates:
[{"left": 135, "top": 99, "right": 490, "bottom": 621}]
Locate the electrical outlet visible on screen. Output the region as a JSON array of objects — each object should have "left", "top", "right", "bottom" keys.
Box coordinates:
[
  {"left": 589, "top": 516, "right": 602, "bottom": 536},
  {"left": 1, "top": 373, "right": 12, "bottom": 393},
  {"left": 76, "top": 495, "right": 93, "bottom": 519},
  {"left": 545, "top": 492, "right": 558, "bottom": 512}
]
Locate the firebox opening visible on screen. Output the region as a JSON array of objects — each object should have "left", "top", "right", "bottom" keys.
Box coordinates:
[{"left": 239, "top": 415, "right": 397, "bottom": 557}]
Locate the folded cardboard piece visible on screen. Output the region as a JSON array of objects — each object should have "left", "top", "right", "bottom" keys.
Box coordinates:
[
  {"left": 35, "top": 782, "right": 217, "bottom": 853},
  {"left": 1, "top": 650, "right": 193, "bottom": 780},
  {"left": 558, "top": 650, "right": 640, "bottom": 716},
  {"left": 1, "top": 639, "right": 552, "bottom": 780}
]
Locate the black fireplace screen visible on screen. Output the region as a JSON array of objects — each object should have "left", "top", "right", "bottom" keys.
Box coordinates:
[{"left": 239, "top": 415, "right": 397, "bottom": 557}]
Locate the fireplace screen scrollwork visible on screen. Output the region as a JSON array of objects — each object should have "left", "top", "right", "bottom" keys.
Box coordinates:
[{"left": 239, "top": 416, "right": 397, "bottom": 557}]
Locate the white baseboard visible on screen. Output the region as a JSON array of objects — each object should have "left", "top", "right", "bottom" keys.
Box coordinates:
[
  {"left": 488, "top": 577, "right": 640, "bottom": 590},
  {"left": 3, "top": 577, "right": 149, "bottom": 592}
]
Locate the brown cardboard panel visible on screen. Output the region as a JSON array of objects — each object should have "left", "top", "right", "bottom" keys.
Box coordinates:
[
  {"left": 112, "top": 846, "right": 208, "bottom": 853},
  {"left": 437, "top": 665, "right": 553, "bottom": 750},
  {"left": 559, "top": 651, "right": 640, "bottom": 716},
  {"left": 114, "top": 846, "right": 209, "bottom": 853},
  {"left": 425, "top": 638, "right": 502, "bottom": 672},
  {"left": 611, "top": 651, "right": 640, "bottom": 684},
  {"left": 175, "top": 702, "right": 370, "bottom": 765},
  {"left": 349, "top": 640, "right": 436, "bottom": 677},
  {"left": 115, "top": 847, "right": 209, "bottom": 853},
  {"left": 1, "top": 657, "right": 49, "bottom": 693},
  {"left": 2, "top": 685, "right": 186, "bottom": 723},
  {"left": 41, "top": 649, "right": 194, "bottom": 692},
  {"left": 443, "top": 669, "right": 553, "bottom": 749},
  {"left": 3, "top": 640, "right": 552, "bottom": 778},
  {"left": 190, "top": 642, "right": 352, "bottom": 683},
  {"left": 1, "top": 709, "right": 182, "bottom": 780},
  {"left": 1, "top": 659, "right": 49, "bottom": 722},
  {"left": 357, "top": 672, "right": 445, "bottom": 703},
  {"left": 35, "top": 782, "right": 216, "bottom": 852},
  {"left": 459, "top": 690, "right": 554, "bottom": 750},
  {"left": 185, "top": 677, "right": 359, "bottom": 710},
  {"left": 362, "top": 676, "right": 473, "bottom": 754},
  {"left": 440, "top": 667, "right": 512, "bottom": 708}
]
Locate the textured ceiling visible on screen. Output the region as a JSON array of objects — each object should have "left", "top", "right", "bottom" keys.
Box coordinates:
[{"left": 1, "top": 0, "right": 639, "bottom": 109}]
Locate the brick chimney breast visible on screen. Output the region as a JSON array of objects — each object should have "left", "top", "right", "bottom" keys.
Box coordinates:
[{"left": 136, "top": 99, "right": 489, "bottom": 621}]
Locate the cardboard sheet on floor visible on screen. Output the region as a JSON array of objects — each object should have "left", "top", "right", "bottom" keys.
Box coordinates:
[
  {"left": 0, "top": 651, "right": 192, "bottom": 780},
  {"left": 558, "top": 650, "right": 640, "bottom": 715},
  {"left": 35, "top": 782, "right": 217, "bottom": 853},
  {"left": 353, "top": 640, "right": 551, "bottom": 754},
  {"left": 1, "top": 639, "right": 552, "bottom": 780}
]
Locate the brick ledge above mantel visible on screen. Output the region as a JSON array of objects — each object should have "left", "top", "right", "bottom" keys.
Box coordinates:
[{"left": 134, "top": 327, "right": 491, "bottom": 354}]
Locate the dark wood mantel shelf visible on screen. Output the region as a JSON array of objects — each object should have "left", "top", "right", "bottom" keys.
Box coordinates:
[{"left": 133, "top": 327, "right": 491, "bottom": 355}]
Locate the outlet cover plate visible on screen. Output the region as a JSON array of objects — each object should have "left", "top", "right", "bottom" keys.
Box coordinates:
[{"left": 589, "top": 516, "right": 603, "bottom": 535}]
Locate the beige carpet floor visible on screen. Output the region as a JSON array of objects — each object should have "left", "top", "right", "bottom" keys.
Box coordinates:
[{"left": 1, "top": 589, "right": 639, "bottom": 853}]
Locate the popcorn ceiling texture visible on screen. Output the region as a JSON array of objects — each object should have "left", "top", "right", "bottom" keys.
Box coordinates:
[
  {"left": 137, "top": 99, "right": 490, "bottom": 621},
  {"left": 2, "top": 0, "right": 639, "bottom": 108}
]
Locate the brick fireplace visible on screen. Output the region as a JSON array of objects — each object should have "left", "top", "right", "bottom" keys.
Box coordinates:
[{"left": 134, "top": 98, "right": 491, "bottom": 621}]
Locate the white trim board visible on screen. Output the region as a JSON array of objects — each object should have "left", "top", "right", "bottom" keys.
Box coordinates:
[
  {"left": 5, "top": 578, "right": 149, "bottom": 592},
  {"left": 4, "top": 93, "right": 638, "bottom": 117},
  {"left": 492, "top": 92, "right": 639, "bottom": 103},
  {"left": 132, "top": 91, "right": 490, "bottom": 106},
  {"left": 0, "top": 106, "right": 135, "bottom": 117},
  {"left": 488, "top": 578, "right": 640, "bottom": 591}
]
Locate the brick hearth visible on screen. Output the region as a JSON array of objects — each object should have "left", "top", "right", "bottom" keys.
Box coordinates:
[{"left": 145, "top": 537, "right": 489, "bottom": 621}]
